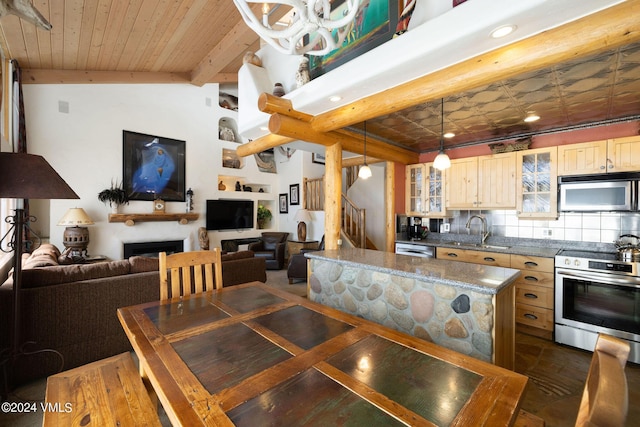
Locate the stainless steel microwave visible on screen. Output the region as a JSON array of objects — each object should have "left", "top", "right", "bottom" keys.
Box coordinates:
[{"left": 558, "top": 173, "right": 639, "bottom": 212}]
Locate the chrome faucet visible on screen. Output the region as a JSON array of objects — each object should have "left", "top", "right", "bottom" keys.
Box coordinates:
[{"left": 466, "top": 215, "right": 489, "bottom": 245}]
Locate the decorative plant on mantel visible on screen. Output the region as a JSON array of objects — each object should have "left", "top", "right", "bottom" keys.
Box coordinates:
[
  {"left": 257, "top": 205, "right": 272, "bottom": 229},
  {"left": 98, "top": 181, "right": 129, "bottom": 213}
]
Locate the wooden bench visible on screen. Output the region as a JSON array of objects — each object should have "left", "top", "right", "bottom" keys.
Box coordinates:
[{"left": 43, "top": 352, "right": 161, "bottom": 426}]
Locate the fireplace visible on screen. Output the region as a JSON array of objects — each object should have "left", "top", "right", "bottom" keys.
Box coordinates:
[{"left": 123, "top": 240, "right": 184, "bottom": 258}]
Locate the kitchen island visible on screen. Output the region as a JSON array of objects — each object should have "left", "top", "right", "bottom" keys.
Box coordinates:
[{"left": 306, "top": 248, "right": 520, "bottom": 369}]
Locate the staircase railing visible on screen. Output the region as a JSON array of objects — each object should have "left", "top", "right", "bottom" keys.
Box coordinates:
[
  {"left": 341, "top": 194, "right": 366, "bottom": 248},
  {"left": 303, "top": 177, "right": 324, "bottom": 211},
  {"left": 303, "top": 176, "right": 367, "bottom": 248}
]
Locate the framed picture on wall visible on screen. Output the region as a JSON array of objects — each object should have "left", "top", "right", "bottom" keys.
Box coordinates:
[
  {"left": 312, "top": 153, "right": 325, "bottom": 165},
  {"left": 279, "top": 193, "right": 288, "bottom": 213},
  {"left": 123, "top": 130, "right": 186, "bottom": 201},
  {"left": 290, "top": 183, "right": 300, "bottom": 206}
]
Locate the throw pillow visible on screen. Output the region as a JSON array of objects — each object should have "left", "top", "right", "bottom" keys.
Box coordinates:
[{"left": 22, "top": 243, "right": 61, "bottom": 269}]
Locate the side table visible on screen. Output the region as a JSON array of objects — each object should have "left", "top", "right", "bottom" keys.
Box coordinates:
[{"left": 287, "top": 240, "right": 318, "bottom": 258}]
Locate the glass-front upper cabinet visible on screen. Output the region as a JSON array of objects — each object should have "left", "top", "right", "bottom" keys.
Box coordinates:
[
  {"left": 516, "top": 147, "right": 558, "bottom": 219},
  {"left": 426, "top": 163, "right": 447, "bottom": 217},
  {"left": 405, "top": 163, "right": 447, "bottom": 217},
  {"left": 405, "top": 164, "right": 425, "bottom": 216}
]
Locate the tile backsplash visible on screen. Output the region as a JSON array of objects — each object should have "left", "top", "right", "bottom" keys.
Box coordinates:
[{"left": 435, "top": 210, "right": 640, "bottom": 244}]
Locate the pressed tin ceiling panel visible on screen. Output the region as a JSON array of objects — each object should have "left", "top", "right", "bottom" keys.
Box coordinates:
[{"left": 364, "top": 42, "right": 640, "bottom": 153}]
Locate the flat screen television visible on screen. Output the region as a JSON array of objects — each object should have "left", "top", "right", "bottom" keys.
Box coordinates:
[{"left": 206, "top": 199, "right": 254, "bottom": 230}]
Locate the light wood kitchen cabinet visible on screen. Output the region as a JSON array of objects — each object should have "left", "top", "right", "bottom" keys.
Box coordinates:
[
  {"left": 516, "top": 147, "right": 558, "bottom": 219},
  {"left": 557, "top": 140, "right": 607, "bottom": 175},
  {"left": 478, "top": 152, "right": 516, "bottom": 209},
  {"left": 405, "top": 164, "right": 425, "bottom": 216},
  {"left": 512, "top": 255, "right": 555, "bottom": 340},
  {"left": 609, "top": 136, "right": 640, "bottom": 172},
  {"left": 425, "top": 163, "right": 448, "bottom": 217},
  {"left": 557, "top": 136, "right": 640, "bottom": 175},
  {"left": 436, "top": 248, "right": 556, "bottom": 340},
  {"left": 446, "top": 157, "right": 478, "bottom": 209},
  {"left": 436, "top": 247, "right": 511, "bottom": 267},
  {"left": 405, "top": 163, "right": 448, "bottom": 217},
  {"left": 446, "top": 153, "right": 516, "bottom": 209}
]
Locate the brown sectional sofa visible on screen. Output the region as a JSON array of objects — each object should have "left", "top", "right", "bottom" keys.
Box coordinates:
[{"left": 0, "top": 244, "right": 266, "bottom": 387}]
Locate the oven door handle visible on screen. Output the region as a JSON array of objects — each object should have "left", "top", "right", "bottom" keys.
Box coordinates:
[{"left": 557, "top": 269, "right": 640, "bottom": 288}]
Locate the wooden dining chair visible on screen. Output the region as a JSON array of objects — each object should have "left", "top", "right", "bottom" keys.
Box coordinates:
[
  {"left": 575, "top": 333, "right": 630, "bottom": 427},
  {"left": 159, "top": 248, "right": 223, "bottom": 300}
]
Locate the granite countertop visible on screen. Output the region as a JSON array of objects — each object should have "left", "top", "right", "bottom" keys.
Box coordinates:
[{"left": 306, "top": 248, "right": 520, "bottom": 295}]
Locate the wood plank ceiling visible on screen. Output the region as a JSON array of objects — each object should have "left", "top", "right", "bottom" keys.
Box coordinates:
[{"left": 0, "top": 0, "right": 639, "bottom": 157}]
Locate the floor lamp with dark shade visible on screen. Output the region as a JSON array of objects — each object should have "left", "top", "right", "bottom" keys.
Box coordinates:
[{"left": 0, "top": 152, "right": 79, "bottom": 394}]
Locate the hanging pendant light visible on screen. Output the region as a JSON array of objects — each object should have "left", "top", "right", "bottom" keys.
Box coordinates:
[
  {"left": 433, "top": 98, "right": 451, "bottom": 171},
  {"left": 358, "top": 121, "right": 372, "bottom": 179}
]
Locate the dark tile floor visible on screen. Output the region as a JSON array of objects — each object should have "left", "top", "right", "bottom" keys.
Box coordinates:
[{"left": 1, "top": 270, "right": 638, "bottom": 426}]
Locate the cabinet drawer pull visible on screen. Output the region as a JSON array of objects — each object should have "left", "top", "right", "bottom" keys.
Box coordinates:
[
  {"left": 484, "top": 257, "right": 496, "bottom": 262},
  {"left": 524, "top": 313, "right": 538, "bottom": 320},
  {"left": 524, "top": 293, "right": 538, "bottom": 299},
  {"left": 524, "top": 261, "right": 539, "bottom": 267},
  {"left": 447, "top": 253, "right": 458, "bottom": 257},
  {"left": 524, "top": 275, "right": 539, "bottom": 282}
]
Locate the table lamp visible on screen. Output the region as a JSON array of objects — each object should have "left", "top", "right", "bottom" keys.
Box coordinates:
[
  {"left": 57, "top": 208, "right": 94, "bottom": 262},
  {"left": 294, "top": 209, "right": 312, "bottom": 242},
  {"left": 0, "top": 152, "right": 79, "bottom": 392}
]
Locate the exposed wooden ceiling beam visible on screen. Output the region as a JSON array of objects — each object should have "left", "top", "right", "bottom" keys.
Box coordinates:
[
  {"left": 310, "top": 0, "right": 640, "bottom": 132},
  {"left": 269, "top": 113, "right": 418, "bottom": 164},
  {"left": 341, "top": 156, "right": 383, "bottom": 168},
  {"left": 21, "top": 69, "right": 193, "bottom": 84},
  {"left": 258, "top": 93, "right": 313, "bottom": 121},
  {"left": 241, "top": 93, "right": 418, "bottom": 163},
  {"left": 236, "top": 133, "right": 296, "bottom": 157},
  {"left": 190, "top": 5, "right": 290, "bottom": 86}
]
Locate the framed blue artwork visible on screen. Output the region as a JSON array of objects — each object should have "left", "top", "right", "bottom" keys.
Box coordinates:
[{"left": 123, "top": 130, "right": 186, "bottom": 202}]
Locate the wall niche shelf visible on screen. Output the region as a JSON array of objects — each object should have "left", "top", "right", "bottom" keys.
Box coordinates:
[
  {"left": 218, "top": 175, "right": 271, "bottom": 194},
  {"left": 108, "top": 213, "right": 199, "bottom": 226}
]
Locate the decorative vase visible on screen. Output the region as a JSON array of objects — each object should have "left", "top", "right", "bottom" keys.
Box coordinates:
[
  {"left": 218, "top": 180, "right": 226, "bottom": 191},
  {"left": 297, "top": 221, "right": 307, "bottom": 242},
  {"left": 111, "top": 204, "right": 119, "bottom": 214},
  {"left": 273, "top": 83, "right": 285, "bottom": 97},
  {"left": 257, "top": 219, "right": 266, "bottom": 229}
]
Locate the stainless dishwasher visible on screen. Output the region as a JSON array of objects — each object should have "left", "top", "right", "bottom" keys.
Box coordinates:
[{"left": 395, "top": 242, "right": 435, "bottom": 258}]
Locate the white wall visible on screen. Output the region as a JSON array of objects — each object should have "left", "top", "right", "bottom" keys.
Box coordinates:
[
  {"left": 347, "top": 163, "right": 386, "bottom": 249},
  {"left": 275, "top": 149, "right": 326, "bottom": 243},
  {"left": 22, "top": 83, "right": 280, "bottom": 260}
]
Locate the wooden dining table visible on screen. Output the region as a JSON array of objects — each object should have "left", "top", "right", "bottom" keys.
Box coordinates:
[{"left": 117, "top": 281, "right": 528, "bottom": 426}]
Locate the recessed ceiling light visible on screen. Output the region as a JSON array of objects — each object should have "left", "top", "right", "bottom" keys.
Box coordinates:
[
  {"left": 444, "top": 132, "right": 455, "bottom": 139},
  {"left": 524, "top": 113, "right": 540, "bottom": 123},
  {"left": 329, "top": 95, "right": 342, "bottom": 102},
  {"left": 490, "top": 25, "right": 516, "bottom": 38}
]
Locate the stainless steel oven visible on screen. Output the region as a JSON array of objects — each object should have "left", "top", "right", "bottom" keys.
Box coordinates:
[{"left": 555, "top": 250, "right": 640, "bottom": 363}]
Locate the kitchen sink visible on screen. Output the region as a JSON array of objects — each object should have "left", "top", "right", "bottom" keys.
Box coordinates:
[{"left": 449, "top": 242, "right": 511, "bottom": 250}]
